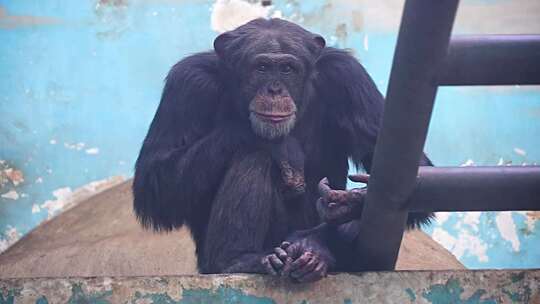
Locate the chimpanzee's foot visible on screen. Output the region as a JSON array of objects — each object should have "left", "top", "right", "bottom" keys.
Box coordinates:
[{"left": 316, "top": 176, "right": 368, "bottom": 225}]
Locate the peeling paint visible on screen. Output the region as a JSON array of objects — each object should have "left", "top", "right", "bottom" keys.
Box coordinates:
[
  {"left": 1, "top": 190, "right": 19, "bottom": 200},
  {"left": 460, "top": 159, "right": 475, "bottom": 167},
  {"left": 210, "top": 0, "right": 274, "bottom": 33},
  {"left": 422, "top": 279, "right": 496, "bottom": 304},
  {"left": 65, "top": 283, "right": 112, "bottom": 304},
  {"left": 0, "top": 6, "right": 60, "bottom": 29},
  {"left": 0, "top": 162, "right": 24, "bottom": 189},
  {"left": 64, "top": 142, "right": 85, "bottom": 151},
  {"left": 432, "top": 227, "right": 488, "bottom": 263},
  {"left": 31, "top": 204, "right": 41, "bottom": 214},
  {"left": 3, "top": 169, "right": 24, "bottom": 187},
  {"left": 85, "top": 147, "right": 100, "bottom": 155},
  {"left": 513, "top": 147, "right": 527, "bottom": 156},
  {"left": 40, "top": 176, "right": 124, "bottom": 220},
  {"left": 435, "top": 212, "right": 451, "bottom": 226},
  {"left": 463, "top": 212, "right": 481, "bottom": 232},
  {"left": 0, "top": 226, "right": 21, "bottom": 253},
  {"left": 133, "top": 287, "right": 276, "bottom": 304},
  {"left": 496, "top": 212, "right": 520, "bottom": 252},
  {"left": 405, "top": 288, "right": 416, "bottom": 302},
  {"left": 0, "top": 271, "right": 538, "bottom": 303}
]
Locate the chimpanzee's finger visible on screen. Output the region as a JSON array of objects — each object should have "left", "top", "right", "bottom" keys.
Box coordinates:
[
  {"left": 280, "top": 241, "right": 291, "bottom": 249},
  {"left": 291, "top": 256, "right": 318, "bottom": 279},
  {"left": 288, "top": 251, "right": 314, "bottom": 273},
  {"left": 328, "top": 190, "right": 350, "bottom": 204},
  {"left": 318, "top": 177, "right": 331, "bottom": 198},
  {"left": 348, "top": 174, "right": 370, "bottom": 183},
  {"left": 280, "top": 243, "right": 300, "bottom": 276},
  {"left": 262, "top": 256, "right": 278, "bottom": 275},
  {"left": 274, "top": 247, "right": 288, "bottom": 260},
  {"left": 298, "top": 262, "right": 328, "bottom": 283},
  {"left": 268, "top": 254, "right": 284, "bottom": 270}
]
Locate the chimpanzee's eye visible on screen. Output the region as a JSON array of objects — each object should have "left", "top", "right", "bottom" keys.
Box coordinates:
[
  {"left": 256, "top": 63, "right": 268, "bottom": 73},
  {"left": 280, "top": 64, "right": 293, "bottom": 74}
]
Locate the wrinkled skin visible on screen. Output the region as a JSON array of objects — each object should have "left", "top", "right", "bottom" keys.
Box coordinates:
[
  {"left": 316, "top": 174, "right": 369, "bottom": 225},
  {"left": 262, "top": 174, "right": 369, "bottom": 281},
  {"left": 262, "top": 235, "right": 334, "bottom": 283}
]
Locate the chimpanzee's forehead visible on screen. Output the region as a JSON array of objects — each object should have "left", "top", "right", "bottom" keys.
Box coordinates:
[{"left": 247, "top": 31, "right": 310, "bottom": 58}]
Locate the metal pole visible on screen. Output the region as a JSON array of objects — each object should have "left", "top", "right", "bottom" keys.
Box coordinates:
[
  {"left": 439, "top": 35, "right": 540, "bottom": 86},
  {"left": 353, "top": 0, "right": 460, "bottom": 270},
  {"left": 404, "top": 166, "right": 540, "bottom": 212}
]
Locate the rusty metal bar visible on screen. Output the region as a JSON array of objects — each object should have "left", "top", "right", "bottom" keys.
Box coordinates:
[
  {"left": 352, "top": 0, "right": 460, "bottom": 271},
  {"left": 439, "top": 35, "right": 540, "bottom": 86},
  {"left": 405, "top": 166, "right": 540, "bottom": 212}
]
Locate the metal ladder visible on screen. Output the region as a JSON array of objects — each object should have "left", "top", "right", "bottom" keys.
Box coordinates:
[{"left": 355, "top": 0, "right": 540, "bottom": 270}]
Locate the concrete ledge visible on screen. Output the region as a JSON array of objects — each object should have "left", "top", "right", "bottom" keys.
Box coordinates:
[
  {"left": 0, "top": 180, "right": 464, "bottom": 279},
  {"left": 1, "top": 270, "right": 539, "bottom": 303}
]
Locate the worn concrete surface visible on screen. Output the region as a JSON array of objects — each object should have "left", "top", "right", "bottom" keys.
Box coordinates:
[
  {"left": 1, "top": 270, "right": 539, "bottom": 303},
  {"left": 0, "top": 179, "right": 463, "bottom": 279}
]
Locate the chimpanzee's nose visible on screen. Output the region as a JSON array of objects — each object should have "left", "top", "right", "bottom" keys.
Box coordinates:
[{"left": 267, "top": 81, "right": 283, "bottom": 95}]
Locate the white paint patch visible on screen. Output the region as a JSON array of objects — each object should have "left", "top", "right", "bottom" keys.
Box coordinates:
[
  {"left": 497, "top": 157, "right": 504, "bottom": 166},
  {"left": 363, "top": 34, "right": 369, "bottom": 51},
  {"left": 435, "top": 212, "right": 451, "bottom": 225},
  {"left": 64, "top": 142, "right": 85, "bottom": 151},
  {"left": 1, "top": 190, "right": 19, "bottom": 200},
  {"left": 271, "top": 10, "right": 282, "bottom": 19},
  {"left": 210, "top": 0, "right": 273, "bottom": 33},
  {"left": 41, "top": 187, "right": 73, "bottom": 219},
  {"left": 513, "top": 147, "right": 526, "bottom": 156},
  {"left": 0, "top": 226, "right": 21, "bottom": 253},
  {"left": 432, "top": 227, "right": 488, "bottom": 262},
  {"left": 31, "top": 204, "right": 41, "bottom": 213},
  {"left": 35, "top": 177, "right": 43, "bottom": 183},
  {"left": 49, "top": 139, "right": 57, "bottom": 145},
  {"left": 495, "top": 212, "right": 520, "bottom": 252},
  {"left": 460, "top": 159, "right": 475, "bottom": 167},
  {"left": 39, "top": 176, "right": 124, "bottom": 220},
  {"left": 85, "top": 147, "right": 100, "bottom": 155},
  {"left": 463, "top": 212, "right": 481, "bottom": 232}
]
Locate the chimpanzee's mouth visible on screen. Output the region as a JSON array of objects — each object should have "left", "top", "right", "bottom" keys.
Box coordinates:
[{"left": 252, "top": 111, "right": 295, "bottom": 123}]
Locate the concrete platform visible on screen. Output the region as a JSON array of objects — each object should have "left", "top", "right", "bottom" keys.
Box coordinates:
[
  {"left": 1, "top": 270, "right": 539, "bottom": 303},
  {"left": 0, "top": 180, "right": 463, "bottom": 279}
]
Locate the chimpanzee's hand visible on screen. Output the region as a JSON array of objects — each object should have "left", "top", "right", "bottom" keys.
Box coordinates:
[
  {"left": 280, "top": 237, "right": 335, "bottom": 283},
  {"left": 316, "top": 175, "right": 369, "bottom": 225},
  {"left": 261, "top": 242, "right": 292, "bottom": 276}
]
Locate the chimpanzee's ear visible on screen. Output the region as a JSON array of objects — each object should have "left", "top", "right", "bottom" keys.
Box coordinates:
[
  {"left": 314, "top": 34, "right": 326, "bottom": 49},
  {"left": 311, "top": 34, "right": 326, "bottom": 57},
  {"left": 213, "top": 32, "right": 232, "bottom": 60}
]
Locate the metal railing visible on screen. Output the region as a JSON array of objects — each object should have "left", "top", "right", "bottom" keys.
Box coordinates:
[{"left": 353, "top": 0, "right": 540, "bottom": 270}]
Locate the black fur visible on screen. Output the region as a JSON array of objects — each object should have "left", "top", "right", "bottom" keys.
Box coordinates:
[{"left": 133, "top": 18, "right": 433, "bottom": 274}]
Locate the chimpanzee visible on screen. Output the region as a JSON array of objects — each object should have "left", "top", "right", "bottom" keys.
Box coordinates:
[{"left": 133, "top": 18, "right": 433, "bottom": 283}]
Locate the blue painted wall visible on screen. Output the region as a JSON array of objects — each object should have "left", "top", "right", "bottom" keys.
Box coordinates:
[{"left": 1, "top": 0, "right": 539, "bottom": 269}]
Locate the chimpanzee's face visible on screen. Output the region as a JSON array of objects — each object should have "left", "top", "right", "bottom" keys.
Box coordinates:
[
  {"left": 243, "top": 50, "right": 307, "bottom": 140},
  {"left": 214, "top": 18, "right": 325, "bottom": 140}
]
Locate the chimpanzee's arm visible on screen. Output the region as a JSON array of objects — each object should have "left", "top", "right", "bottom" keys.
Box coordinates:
[
  {"left": 133, "top": 124, "right": 248, "bottom": 232},
  {"left": 201, "top": 151, "right": 278, "bottom": 274}
]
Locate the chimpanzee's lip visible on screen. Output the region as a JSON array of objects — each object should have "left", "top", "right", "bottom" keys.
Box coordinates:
[{"left": 252, "top": 111, "right": 294, "bottom": 122}]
